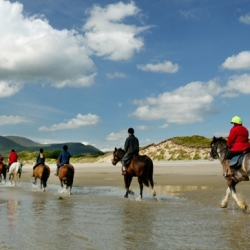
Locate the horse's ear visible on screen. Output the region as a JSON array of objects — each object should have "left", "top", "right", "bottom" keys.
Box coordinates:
[{"left": 115, "top": 147, "right": 117, "bottom": 151}]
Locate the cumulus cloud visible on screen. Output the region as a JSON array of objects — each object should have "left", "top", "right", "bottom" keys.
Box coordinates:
[
  {"left": 106, "top": 129, "right": 127, "bottom": 141},
  {"left": 239, "top": 13, "right": 250, "bottom": 24},
  {"left": 221, "top": 51, "right": 250, "bottom": 70},
  {"left": 0, "top": 0, "right": 96, "bottom": 93},
  {"left": 83, "top": 1, "right": 151, "bottom": 61},
  {"left": 106, "top": 72, "right": 126, "bottom": 79},
  {"left": 131, "top": 80, "right": 222, "bottom": 124},
  {"left": 0, "top": 81, "right": 22, "bottom": 97},
  {"left": 39, "top": 113, "right": 100, "bottom": 131},
  {"left": 0, "top": 115, "right": 30, "bottom": 125},
  {"left": 137, "top": 61, "right": 179, "bottom": 73},
  {"left": 222, "top": 74, "right": 250, "bottom": 97}
]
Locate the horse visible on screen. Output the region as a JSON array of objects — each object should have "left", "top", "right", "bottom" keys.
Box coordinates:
[
  {"left": 112, "top": 147, "right": 156, "bottom": 199},
  {"left": 58, "top": 164, "right": 74, "bottom": 195},
  {"left": 209, "top": 136, "right": 250, "bottom": 213},
  {"left": 9, "top": 162, "right": 22, "bottom": 186},
  {"left": 32, "top": 164, "right": 50, "bottom": 191},
  {"left": 0, "top": 163, "right": 7, "bottom": 183}
]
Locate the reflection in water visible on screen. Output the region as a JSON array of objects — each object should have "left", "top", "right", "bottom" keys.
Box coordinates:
[
  {"left": 151, "top": 185, "right": 210, "bottom": 197},
  {"left": 7, "top": 199, "right": 19, "bottom": 230}
]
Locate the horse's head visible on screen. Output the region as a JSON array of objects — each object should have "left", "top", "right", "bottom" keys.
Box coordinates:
[
  {"left": 210, "top": 136, "right": 227, "bottom": 160},
  {"left": 112, "top": 147, "right": 125, "bottom": 165}
]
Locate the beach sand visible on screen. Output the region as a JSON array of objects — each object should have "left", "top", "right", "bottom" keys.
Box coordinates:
[{"left": 20, "top": 160, "right": 250, "bottom": 209}]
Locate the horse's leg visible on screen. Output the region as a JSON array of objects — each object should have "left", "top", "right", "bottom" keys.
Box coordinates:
[
  {"left": 229, "top": 179, "right": 248, "bottom": 212},
  {"left": 149, "top": 175, "right": 156, "bottom": 197},
  {"left": 137, "top": 177, "right": 143, "bottom": 200},
  {"left": 221, "top": 187, "right": 231, "bottom": 208},
  {"left": 124, "top": 176, "right": 132, "bottom": 198}
]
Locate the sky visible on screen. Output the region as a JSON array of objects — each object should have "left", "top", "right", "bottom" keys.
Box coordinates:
[{"left": 1, "top": 0, "right": 250, "bottom": 152}]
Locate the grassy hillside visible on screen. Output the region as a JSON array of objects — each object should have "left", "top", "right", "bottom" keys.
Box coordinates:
[
  {"left": 5, "top": 135, "right": 42, "bottom": 147},
  {"left": 0, "top": 136, "right": 104, "bottom": 157}
]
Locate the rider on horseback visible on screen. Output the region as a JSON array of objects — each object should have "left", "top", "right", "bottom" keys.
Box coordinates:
[
  {"left": 7, "top": 149, "right": 18, "bottom": 172},
  {"left": 224, "top": 116, "right": 250, "bottom": 178},
  {"left": 54, "top": 145, "right": 71, "bottom": 176},
  {"left": 31, "top": 148, "right": 45, "bottom": 177},
  {"left": 121, "top": 128, "right": 139, "bottom": 175}
]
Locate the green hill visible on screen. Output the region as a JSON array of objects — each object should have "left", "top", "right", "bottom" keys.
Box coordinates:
[{"left": 0, "top": 136, "right": 103, "bottom": 156}]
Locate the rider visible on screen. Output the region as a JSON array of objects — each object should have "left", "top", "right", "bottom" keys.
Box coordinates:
[
  {"left": 224, "top": 116, "right": 250, "bottom": 177},
  {"left": 7, "top": 149, "right": 18, "bottom": 172},
  {"left": 31, "top": 148, "right": 45, "bottom": 177},
  {"left": 121, "top": 128, "right": 139, "bottom": 175},
  {"left": 54, "top": 145, "right": 71, "bottom": 176}
]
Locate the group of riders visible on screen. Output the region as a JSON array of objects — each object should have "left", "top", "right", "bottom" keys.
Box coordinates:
[
  {"left": 0, "top": 128, "right": 139, "bottom": 178},
  {"left": 0, "top": 145, "right": 72, "bottom": 177},
  {"left": 2, "top": 117, "right": 248, "bottom": 180}
]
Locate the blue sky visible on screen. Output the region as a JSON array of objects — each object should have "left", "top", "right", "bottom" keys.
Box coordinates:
[{"left": 1, "top": 0, "right": 250, "bottom": 152}]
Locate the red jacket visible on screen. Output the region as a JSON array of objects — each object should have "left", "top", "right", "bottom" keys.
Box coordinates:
[
  {"left": 227, "top": 124, "right": 250, "bottom": 152},
  {"left": 9, "top": 151, "right": 18, "bottom": 164}
]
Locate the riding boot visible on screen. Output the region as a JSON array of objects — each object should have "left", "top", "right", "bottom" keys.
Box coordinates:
[
  {"left": 54, "top": 167, "right": 58, "bottom": 176},
  {"left": 224, "top": 159, "right": 234, "bottom": 177},
  {"left": 121, "top": 166, "right": 126, "bottom": 175},
  {"left": 31, "top": 166, "right": 35, "bottom": 177}
]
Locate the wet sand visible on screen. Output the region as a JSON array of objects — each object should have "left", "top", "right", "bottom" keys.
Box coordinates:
[{"left": 21, "top": 160, "right": 250, "bottom": 208}]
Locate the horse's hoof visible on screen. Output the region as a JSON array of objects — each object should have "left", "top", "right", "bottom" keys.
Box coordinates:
[{"left": 124, "top": 195, "right": 128, "bottom": 198}]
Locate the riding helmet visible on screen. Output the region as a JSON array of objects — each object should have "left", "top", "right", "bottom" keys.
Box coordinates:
[
  {"left": 231, "top": 116, "right": 242, "bottom": 125},
  {"left": 128, "top": 128, "right": 134, "bottom": 134}
]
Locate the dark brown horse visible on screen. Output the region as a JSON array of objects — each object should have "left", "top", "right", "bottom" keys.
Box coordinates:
[
  {"left": 209, "top": 136, "right": 250, "bottom": 213},
  {"left": 33, "top": 164, "right": 50, "bottom": 191},
  {"left": 112, "top": 147, "right": 156, "bottom": 199},
  {"left": 0, "top": 163, "right": 7, "bottom": 183},
  {"left": 58, "top": 164, "right": 74, "bottom": 195}
]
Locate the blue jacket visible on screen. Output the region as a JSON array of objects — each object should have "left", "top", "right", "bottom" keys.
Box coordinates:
[
  {"left": 57, "top": 150, "right": 71, "bottom": 167},
  {"left": 36, "top": 153, "right": 45, "bottom": 164}
]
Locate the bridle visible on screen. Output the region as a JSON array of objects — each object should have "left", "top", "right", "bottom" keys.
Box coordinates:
[
  {"left": 112, "top": 149, "right": 124, "bottom": 165},
  {"left": 210, "top": 141, "right": 228, "bottom": 162}
]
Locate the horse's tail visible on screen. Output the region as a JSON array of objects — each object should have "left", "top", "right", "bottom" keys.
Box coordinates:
[
  {"left": 41, "top": 165, "right": 50, "bottom": 188},
  {"left": 66, "top": 166, "right": 74, "bottom": 188},
  {"left": 142, "top": 156, "right": 154, "bottom": 187}
]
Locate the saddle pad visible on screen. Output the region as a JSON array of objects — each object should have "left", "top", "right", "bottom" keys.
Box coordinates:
[{"left": 230, "top": 155, "right": 244, "bottom": 169}]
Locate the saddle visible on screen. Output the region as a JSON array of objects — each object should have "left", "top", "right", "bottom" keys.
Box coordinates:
[{"left": 229, "top": 148, "right": 250, "bottom": 169}]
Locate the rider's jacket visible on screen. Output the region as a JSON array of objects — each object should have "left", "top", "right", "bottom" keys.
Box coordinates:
[
  {"left": 9, "top": 152, "right": 18, "bottom": 164},
  {"left": 227, "top": 124, "right": 250, "bottom": 152}
]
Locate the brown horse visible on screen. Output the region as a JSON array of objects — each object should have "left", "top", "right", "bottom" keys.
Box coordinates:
[
  {"left": 33, "top": 164, "right": 50, "bottom": 191},
  {"left": 0, "top": 163, "right": 7, "bottom": 183},
  {"left": 112, "top": 147, "right": 156, "bottom": 199},
  {"left": 58, "top": 164, "right": 74, "bottom": 195},
  {"left": 209, "top": 136, "right": 250, "bottom": 213}
]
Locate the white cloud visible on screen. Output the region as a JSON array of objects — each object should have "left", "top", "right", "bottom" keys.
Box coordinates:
[
  {"left": 137, "top": 61, "right": 179, "bottom": 73},
  {"left": 239, "top": 13, "right": 250, "bottom": 24},
  {"left": 106, "top": 72, "right": 126, "bottom": 79},
  {"left": 0, "top": 81, "right": 22, "bottom": 97},
  {"left": 83, "top": 1, "right": 151, "bottom": 61},
  {"left": 222, "top": 74, "right": 250, "bottom": 97},
  {"left": 131, "top": 80, "right": 222, "bottom": 124},
  {"left": 137, "top": 125, "right": 149, "bottom": 130},
  {"left": 0, "top": 0, "right": 96, "bottom": 95},
  {"left": 106, "top": 129, "right": 127, "bottom": 141},
  {"left": 39, "top": 113, "right": 100, "bottom": 131},
  {"left": 0, "top": 115, "right": 30, "bottom": 125},
  {"left": 221, "top": 51, "right": 250, "bottom": 70}
]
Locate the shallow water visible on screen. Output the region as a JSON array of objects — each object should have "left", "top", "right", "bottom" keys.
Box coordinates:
[{"left": 0, "top": 182, "right": 250, "bottom": 250}]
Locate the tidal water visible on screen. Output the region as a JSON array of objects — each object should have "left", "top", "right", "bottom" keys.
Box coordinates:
[{"left": 0, "top": 182, "right": 250, "bottom": 250}]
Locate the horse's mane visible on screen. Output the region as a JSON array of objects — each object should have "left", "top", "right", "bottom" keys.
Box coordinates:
[
  {"left": 118, "top": 148, "right": 125, "bottom": 154},
  {"left": 212, "top": 136, "right": 227, "bottom": 144}
]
